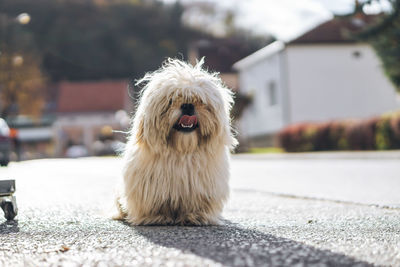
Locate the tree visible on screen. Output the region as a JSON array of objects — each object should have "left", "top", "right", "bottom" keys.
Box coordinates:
[
  {"left": 345, "top": 0, "right": 400, "bottom": 91},
  {"left": 0, "top": 10, "right": 46, "bottom": 118},
  {"left": 0, "top": 0, "right": 205, "bottom": 81},
  {"left": 0, "top": 50, "right": 45, "bottom": 118}
]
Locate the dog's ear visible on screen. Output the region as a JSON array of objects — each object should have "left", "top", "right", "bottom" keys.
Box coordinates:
[
  {"left": 229, "top": 134, "right": 239, "bottom": 151},
  {"left": 223, "top": 123, "right": 238, "bottom": 151}
]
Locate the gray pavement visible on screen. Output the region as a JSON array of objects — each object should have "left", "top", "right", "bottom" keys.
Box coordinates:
[
  {"left": 231, "top": 153, "right": 400, "bottom": 208},
  {"left": 0, "top": 155, "right": 399, "bottom": 266}
]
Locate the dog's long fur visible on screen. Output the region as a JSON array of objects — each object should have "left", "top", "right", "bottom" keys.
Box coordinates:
[{"left": 115, "top": 59, "right": 237, "bottom": 225}]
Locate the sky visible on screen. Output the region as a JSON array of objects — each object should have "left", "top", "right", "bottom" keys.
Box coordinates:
[{"left": 164, "top": 0, "right": 391, "bottom": 41}]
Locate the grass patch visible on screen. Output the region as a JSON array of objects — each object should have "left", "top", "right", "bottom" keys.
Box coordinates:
[{"left": 248, "top": 147, "right": 285, "bottom": 154}]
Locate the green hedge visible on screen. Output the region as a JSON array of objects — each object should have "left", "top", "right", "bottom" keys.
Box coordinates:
[{"left": 278, "top": 111, "right": 400, "bottom": 152}]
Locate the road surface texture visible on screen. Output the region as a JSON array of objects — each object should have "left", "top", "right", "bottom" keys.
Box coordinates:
[{"left": 0, "top": 154, "right": 399, "bottom": 266}]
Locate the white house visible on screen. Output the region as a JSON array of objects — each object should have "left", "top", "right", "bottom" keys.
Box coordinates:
[{"left": 233, "top": 17, "right": 400, "bottom": 146}]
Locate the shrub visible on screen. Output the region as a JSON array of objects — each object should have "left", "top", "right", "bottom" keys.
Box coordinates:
[
  {"left": 346, "top": 118, "right": 379, "bottom": 150},
  {"left": 278, "top": 123, "right": 317, "bottom": 152},
  {"left": 278, "top": 111, "right": 400, "bottom": 152},
  {"left": 376, "top": 114, "right": 393, "bottom": 150},
  {"left": 389, "top": 112, "right": 400, "bottom": 149}
]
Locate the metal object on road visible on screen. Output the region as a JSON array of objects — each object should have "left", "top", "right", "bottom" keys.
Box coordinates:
[{"left": 0, "top": 179, "right": 18, "bottom": 220}]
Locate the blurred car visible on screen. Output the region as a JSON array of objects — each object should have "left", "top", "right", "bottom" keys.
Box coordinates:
[
  {"left": 65, "top": 145, "right": 88, "bottom": 158},
  {"left": 92, "top": 140, "right": 125, "bottom": 156},
  {"left": 0, "top": 119, "right": 11, "bottom": 167}
]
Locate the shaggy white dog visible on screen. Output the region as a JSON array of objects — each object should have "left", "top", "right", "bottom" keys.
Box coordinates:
[{"left": 115, "top": 58, "right": 237, "bottom": 225}]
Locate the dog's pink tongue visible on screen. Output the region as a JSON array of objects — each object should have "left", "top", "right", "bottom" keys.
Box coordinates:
[{"left": 179, "top": 115, "right": 197, "bottom": 126}]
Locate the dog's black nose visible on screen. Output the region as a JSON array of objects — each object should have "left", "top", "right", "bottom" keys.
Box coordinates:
[{"left": 181, "top": 103, "right": 194, "bottom": 115}]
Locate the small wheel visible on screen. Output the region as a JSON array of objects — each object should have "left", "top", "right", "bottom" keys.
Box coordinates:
[
  {"left": 0, "top": 161, "right": 9, "bottom": 167},
  {"left": 1, "top": 200, "right": 17, "bottom": 220}
]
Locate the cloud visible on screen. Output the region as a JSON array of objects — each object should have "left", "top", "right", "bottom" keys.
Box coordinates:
[
  {"left": 232, "top": 0, "right": 332, "bottom": 41},
  {"left": 167, "top": 0, "right": 391, "bottom": 40},
  {"left": 316, "top": 0, "right": 354, "bottom": 14}
]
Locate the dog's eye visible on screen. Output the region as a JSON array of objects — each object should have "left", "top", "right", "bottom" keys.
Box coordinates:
[{"left": 168, "top": 99, "right": 172, "bottom": 106}]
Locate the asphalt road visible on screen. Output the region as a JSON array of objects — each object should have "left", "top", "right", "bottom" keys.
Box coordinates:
[{"left": 0, "top": 155, "right": 399, "bottom": 266}]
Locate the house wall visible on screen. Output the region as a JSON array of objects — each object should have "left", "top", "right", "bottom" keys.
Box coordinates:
[
  {"left": 286, "top": 44, "right": 399, "bottom": 123},
  {"left": 237, "top": 52, "right": 286, "bottom": 139},
  {"left": 53, "top": 112, "right": 122, "bottom": 157}
]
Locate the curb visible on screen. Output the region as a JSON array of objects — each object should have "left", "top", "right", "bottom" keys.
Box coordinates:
[{"left": 233, "top": 150, "right": 400, "bottom": 160}]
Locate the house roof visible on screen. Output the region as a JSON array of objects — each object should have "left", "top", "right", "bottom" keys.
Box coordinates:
[
  {"left": 190, "top": 37, "right": 270, "bottom": 73},
  {"left": 232, "top": 41, "right": 285, "bottom": 71},
  {"left": 289, "top": 15, "right": 380, "bottom": 44},
  {"left": 232, "top": 15, "right": 380, "bottom": 70},
  {"left": 57, "top": 80, "right": 129, "bottom": 113}
]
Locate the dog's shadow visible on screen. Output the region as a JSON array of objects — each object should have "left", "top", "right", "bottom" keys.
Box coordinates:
[{"left": 133, "top": 220, "right": 371, "bottom": 266}]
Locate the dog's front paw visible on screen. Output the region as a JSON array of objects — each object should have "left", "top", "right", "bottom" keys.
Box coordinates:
[
  {"left": 111, "top": 195, "right": 128, "bottom": 221},
  {"left": 126, "top": 215, "right": 177, "bottom": 226},
  {"left": 178, "top": 213, "right": 222, "bottom": 226},
  {"left": 111, "top": 210, "right": 126, "bottom": 221}
]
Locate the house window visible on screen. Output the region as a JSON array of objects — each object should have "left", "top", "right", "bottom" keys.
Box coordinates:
[
  {"left": 353, "top": 51, "right": 362, "bottom": 58},
  {"left": 248, "top": 88, "right": 257, "bottom": 114},
  {"left": 267, "top": 81, "right": 277, "bottom": 106}
]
